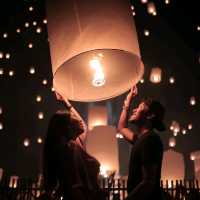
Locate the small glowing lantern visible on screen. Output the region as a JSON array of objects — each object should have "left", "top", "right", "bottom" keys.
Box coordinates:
[
  {"left": 16, "top": 28, "right": 21, "bottom": 33},
  {"left": 0, "top": 68, "right": 3, "bottom": 75},
  {"left": 24, "top": 138, "right": 30, "bottom": 147},
  {"left": 29, "top": 6, "right": 34, "bottom": 11},
  {"left": 9, "top": 70, "right": 14, "bottom": 76},
  {"left": 141, "top": 0, "right": 148, "bottom": 4},
  {"left": 3, "top": 33, "right": 8, "bottom": 38},
  {"left": 165, "top": 0, "right": 170, "bottom": 4},
  {"left": 0, "top": 107, "right": 2, "bottom": 115},
  {"left": 36, "top": 95, "right": 42, "bottom": 102},
  {"left": 36, "top": 27, "right": 42, "bottom": 33},
  {"left": 0, "top": 122, "right": 3, "bottom": 130},
  {"left": 9, "top": 176, "right": 19, "bottom": 188},
  {"left": 150, "top": 67, "right": 162, "bottom": 83},
  {"left": 38, "top": 112, "right": 44, "bottom": 119},
  {"left": 169, "top": 77, "right": 175, "bottom": 84},
  {"left": 25, "top": 22, "right": 29, "bottom": 28},
  {"left": 42, "top": 79, "right": 48, "bottom": 85},
  {"left": 46, "top": 0, "right": 144, "bottom": 102},
  {"left": 37, "top": 137, "right": 43, "bottom": 144},
  {"left": 88, "top": 105, "right": 107, "bottom": 130},
  {"left": 182, "top": 129, "right": 187, "bottom": 135},
  {"left": 147, "top": 2, "right": 156, "bottom": 15},
  {"left": 29, "top": 67, "right": 35, "bottom": 74},
  {"left": 0, "top": 52, "right": 3, "bottom": 59},
  {"left": 33, "top": 21, "right": 37, "bottom": 26},
  {"left": 190, "top": 96, "right": 196, "bottom": 106},
  {"left": 190, "top": 153, "right": 196, "bottom": 161},
  {"left": 169, "top": 137, "right": 176, "bottom": 147},
  {"left": 5, "top": 53, "right": 10, "bottom": 59},
  {"left": 144, "top": 29, "right": 150, "bottom": 36},
  {"left": 28, "top": 43, "right": 33, "bottom": 48},
  {"left": 43, "top": 19, "right": 47, "bottom": 24},
  {"left": 188, "top": 123, "right": 193, "bottom": 130}
]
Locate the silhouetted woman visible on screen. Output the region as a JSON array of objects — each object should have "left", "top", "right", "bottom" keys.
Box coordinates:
[{"left": 42, "top": 97, "right": 105, "bottom": 200}]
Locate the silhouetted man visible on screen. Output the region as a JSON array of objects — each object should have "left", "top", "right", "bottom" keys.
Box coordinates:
[{"left": 118, "top": 86, "right": 165, "bottom": 200}]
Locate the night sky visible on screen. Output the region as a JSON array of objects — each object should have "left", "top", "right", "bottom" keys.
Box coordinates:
[{"left": 0, "top": 0, "right": 200, "bottom": 179}]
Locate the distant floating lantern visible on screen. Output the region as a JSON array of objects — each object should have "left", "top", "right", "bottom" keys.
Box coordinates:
[
  {"left": 43, "top": 19, "right": 47, "bottom": 24},
  {"left": 36, "top": 27, "right": 42, "bottom": 33},
  {"left": 37, "top": 137, "right": 43, "bottom": 144},
  {"left": 147, "top": 2, "right": 156, "bottom": 15},
  {"left": 25, "top": 22, "right": 29, "bottom": 28},
  {"left": 46, "top": 0, "right": 144, "bottom": 102},
  {"left": 144, "top": 29, "right": 150, "bottom": 36},
  {"left": 29, "top": 6, "right": 34, "bottom": 11},
  {"left": 0, "top": 107, "right": 2, "bottom": 115},
  {"left": 188, "top": 123, "right": 193, "bottom": 130},
  {"left": 36, "top": 95, "right": 42, "bottom": 102},
  {"left": 165, "top": 0, "right": 170, "bottom": 4},
  {"left": 0, "top": 52, "right": 3, "bottom": 59},
  {"left": 169, "top": 77, "right": 175, "bottom": 84},
  {"left": 190, "top": 96, "right": 196, "bottom": 106},
  {"left": 141, "top": 0, "right": 148, "bottom": 4},
  {"left": 28, "top": 43, "right": 33, "bottom": 48},
  {"left": 0, "top": 68, "right": 3, "bottom": 75},
  {"left": 16, "top": 28, "right": 21, "bottom": 33},
  {"left": 9, "top": 176, "right": 19, "bottom": 188},
  {"left": 5, "top": 53, "right": 10, "bottom": 59},
  {"left": 140, "top": 78, "right": 144, "bottom": 83},
  {"left": 42, "top": 79, "right": 48, "bottom": 85},
  {"left": 88, "top": 105, "right": 107, "bottom": 130},
  {"left": 29, "top": 67, "right": 35, "bottom": 74},
  {"left": 38, "top": 112, "right": 44, "bottom": 119},
  {"left": 3, "top": 33, "right": 8, "bottom": 38},
  {"left": 33, "top": 21, "right": 37, "bottom": 26},
  {"left": 190, "top": 153, "right": 196, "bottom": 161},
  {"left": 0, "top": 122, "right": 3, "bottom": 130},
  {"left": 182, "top": 129, "right": 187, "bottom": 135},
  {"left": 23, "top": 138, "right": 30, "bottom": 147},
  {"left": 150, "top": 67, "right": 162, "bottom": 83},
  {"left": 9, "top": 70, "right": 14, "bottom": 76},
  {"left": 169, "top": 137, "right": 176, "bottom": 147}
]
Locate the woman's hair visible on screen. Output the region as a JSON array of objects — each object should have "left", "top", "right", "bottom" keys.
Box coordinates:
[{"left": 43, "top": 111, "right": 71, "bottom": 191}]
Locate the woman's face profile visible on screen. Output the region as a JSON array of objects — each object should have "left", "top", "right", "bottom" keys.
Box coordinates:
[{"left": 69, "top": 112, "right": 84, "bottom": 139}]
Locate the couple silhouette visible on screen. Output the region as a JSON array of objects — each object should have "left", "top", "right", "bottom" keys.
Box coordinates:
[{"left": 42, "top": 86, "right": 165, "bottom": 200}]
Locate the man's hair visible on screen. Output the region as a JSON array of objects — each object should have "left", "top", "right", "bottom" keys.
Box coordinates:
[{"left": 142, "top": 98, "right": 166, "bottom": 132}]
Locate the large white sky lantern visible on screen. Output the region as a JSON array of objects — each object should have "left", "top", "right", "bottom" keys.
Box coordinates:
[
  {"left": 46, "top": 0, "right": 144, "bottom": 102},
  {"left": 86, "top": 126, "right": 119, "bottom": 174}
]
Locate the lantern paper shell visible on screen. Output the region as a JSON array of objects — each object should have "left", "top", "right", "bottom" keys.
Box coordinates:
[
  {"left": 161, "top": 150, "right": 185, "bottom": 186},
  {"left": 150, "top": 67, "right": 162, "bottom": 83},
  {"left": 46, "top": 0, "right": 144, "bottom": 102},
  {"left": 88, "top": 105, "right": 107, "bottom": 130},
  {"left": 86, "top": 126, "right": 119, "bottom": 173},
  {"left": 9, "top": 176, "right": 19, "bottom": 188}
]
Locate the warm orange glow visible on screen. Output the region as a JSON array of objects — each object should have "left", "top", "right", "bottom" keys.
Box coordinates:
[
  {"left": 190, "top": 96, "right": 196, "bottom": 106},
  {"left": 89, "top": 57, "right": 105, "bottom": 87},
  {"left": 38, "top": 112, "right": 44, "bottom": 119},
  {"left": 169, "top": 137, "right": 176, "bottom": 147},
  {"left": 0, "top": 123, "right": 3, "bottom": 130},
  {"left": 150, "top": 67, "right": 162, "bottom": 83},
  {"left": 9, "top": 176, "right": 19, "bottom": 188},
  {"left": 88, "top": 105, "right": 107, "bottom": 130},
  {"left": 147, "top": 2, "right": 156, "bottom": 15},
  {"left": 23, "top": 138, "right": 30, "bottom": 147}
]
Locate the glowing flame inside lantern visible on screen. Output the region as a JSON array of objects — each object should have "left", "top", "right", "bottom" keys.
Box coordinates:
[{"left": 89, "top": 58, "right": 105, "bottom": 87}]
